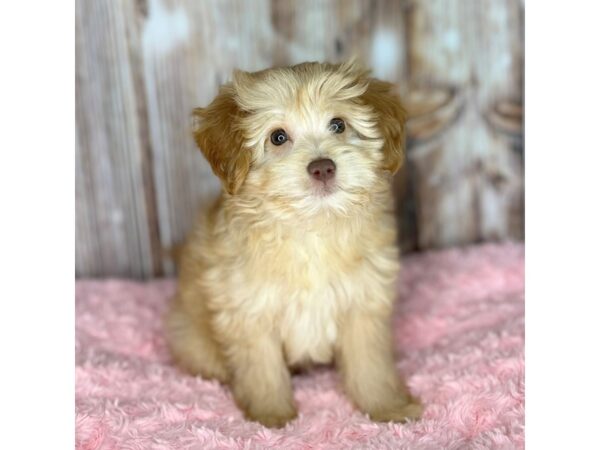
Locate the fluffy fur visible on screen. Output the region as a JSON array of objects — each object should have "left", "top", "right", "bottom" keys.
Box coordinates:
[{"left": 165, "top": 61, "right": 420, "bottom": 427}]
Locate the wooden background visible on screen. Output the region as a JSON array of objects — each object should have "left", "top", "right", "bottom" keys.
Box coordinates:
[{"left": 76, "top": 0, "right": 524, "bottom": 279}]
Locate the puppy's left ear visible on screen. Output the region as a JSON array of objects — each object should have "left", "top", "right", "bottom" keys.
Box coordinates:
[
  {"left": 192, "top": 84, "right": 251, "bottom": 195},
  {"left": 361, "top": 79, "right": 407, "bottom": 174}
]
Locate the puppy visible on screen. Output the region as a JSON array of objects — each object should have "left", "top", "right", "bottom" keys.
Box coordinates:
[{"left": 166, "top": 61, "right": 422, "bottom": 428}]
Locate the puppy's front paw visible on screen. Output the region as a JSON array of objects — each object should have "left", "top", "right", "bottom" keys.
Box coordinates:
[
  {"left": 367, "top": 398, "right": 423, "bottom": 423},
  {"left": 245, "top": 404, "right": 298, "bottom": 428}
]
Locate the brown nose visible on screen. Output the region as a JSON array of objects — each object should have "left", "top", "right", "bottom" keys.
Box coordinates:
[{"left": 307, "top": 158, "right": 336, "bottom": 182}]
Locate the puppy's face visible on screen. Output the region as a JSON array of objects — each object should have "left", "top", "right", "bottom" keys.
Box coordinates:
[{"left": 193, "top": 61, "right": 406, "bottom": 218}]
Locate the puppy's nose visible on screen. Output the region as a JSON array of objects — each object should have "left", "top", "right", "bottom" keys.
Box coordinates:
[{"left": 307, "top": 158, "right": 336, "bottom": 182}]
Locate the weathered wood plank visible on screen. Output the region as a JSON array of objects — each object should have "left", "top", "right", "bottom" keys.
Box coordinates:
[
  {"left": 75, "top": 0, "right": 524, "bottom": 278},
  {"left": 403, "top": 0, "right": 524, "bottom": 248},
  {"left": 76, "top": 0, "right": 161, "bottom": 278},
  {"left": 141, "top": 0, "right": 279, "bottom": 275}
]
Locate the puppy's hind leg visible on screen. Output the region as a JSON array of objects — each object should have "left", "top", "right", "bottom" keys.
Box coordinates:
[{"left": 165, "top": 299, "right": 230, "bottom": 383}]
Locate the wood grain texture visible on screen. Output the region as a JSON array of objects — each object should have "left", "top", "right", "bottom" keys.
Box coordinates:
[
  {"left": 76, "top": 0, "right": 160, "bottom": 278},
  {"left": 404, "top": 0, "right": 524, "bottom": 248},
  {"left": 76, "top": 0, "right": 524, "bottom": 278},
  {"left": 142, "top": 0, "right": 276, "bottom": 275}
]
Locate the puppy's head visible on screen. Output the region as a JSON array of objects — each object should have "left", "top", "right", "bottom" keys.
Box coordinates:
[{"left": 192, "top": 61, "right": 405, "bottom": 217}]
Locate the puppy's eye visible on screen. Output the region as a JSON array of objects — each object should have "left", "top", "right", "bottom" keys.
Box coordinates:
[
  {"left": 270, "top": 129, "right": 288, "bottom": 146},
  {"left": 329, "top": 118, "right": 345, "bottom": 134}
]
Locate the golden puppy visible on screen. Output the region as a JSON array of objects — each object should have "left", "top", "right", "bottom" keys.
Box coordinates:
[{"left": 166, "top": 61, "right": 422, "bottom": 428}]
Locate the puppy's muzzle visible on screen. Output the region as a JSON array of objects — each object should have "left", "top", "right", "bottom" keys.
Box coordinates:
[{"left": 307, "top": 158, "right": 336, "bottom": 183}]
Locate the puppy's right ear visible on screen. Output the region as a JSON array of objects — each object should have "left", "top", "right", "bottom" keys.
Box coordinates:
[
  {"left": 361, "top": 79, "right": 407, "bottom": 175},
  {"left": 192, "top": 84, "right": 251, "bottom": 195}
]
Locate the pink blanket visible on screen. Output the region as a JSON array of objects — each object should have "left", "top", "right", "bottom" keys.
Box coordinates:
[{"left": 76, "top": 243, "right": 524, "bottom": 449}]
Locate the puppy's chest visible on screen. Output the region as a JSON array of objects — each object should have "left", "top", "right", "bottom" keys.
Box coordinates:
[
  {"left": 278, "top": 236, "right": 363, "bottom": 364},
  {"left": 278, "top": 288, "right": 343, "bottom": 366},
  {"left": 239, "top": 229, "right": 373, "bottom": 365},
  {"left": 250, "top": 235, "right": 357, "bottom": 364},
  {"left": 255, "top": 230, "right": 364, "bottom": 285}
]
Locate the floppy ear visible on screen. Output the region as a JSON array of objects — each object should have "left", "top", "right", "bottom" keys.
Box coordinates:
[
  {"left": 361, "top": 79, "right": 407, "bottom": 174},
  {"left": 192, "top": 85, "right": 251, "bottom": 195}
]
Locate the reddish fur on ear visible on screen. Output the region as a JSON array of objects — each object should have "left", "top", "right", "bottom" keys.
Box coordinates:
[
  {"left": 192, "top": 86, "right": 251, "bottom": 195},
  {"left": 361, "top": 79, "right": 407, "bottom": 174}
]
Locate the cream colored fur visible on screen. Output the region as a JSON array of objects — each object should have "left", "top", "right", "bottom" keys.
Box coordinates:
[{"left": 166, "top": 61, "right": 422, "bottom": 428}]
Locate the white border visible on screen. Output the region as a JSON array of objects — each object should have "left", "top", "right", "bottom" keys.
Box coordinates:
[
  {"left": 3, "top": 1, "right": 600, "bottom": 448},
  {"left": 0, "top": 1, "right": 74, "bottom": 448},
  {"left": 526, "top": 1, "right": 600, "bottom": 448}
]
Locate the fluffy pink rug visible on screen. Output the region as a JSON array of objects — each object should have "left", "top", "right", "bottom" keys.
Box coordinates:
[{"left": 76, "top": 243, "right": 524, "bottom": 449}]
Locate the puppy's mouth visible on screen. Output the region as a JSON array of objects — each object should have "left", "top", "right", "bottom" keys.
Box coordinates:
[{"left": 311, "top": 179, "right": 337, "bottom": 197}]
